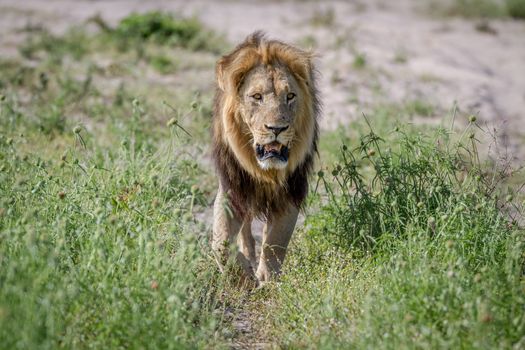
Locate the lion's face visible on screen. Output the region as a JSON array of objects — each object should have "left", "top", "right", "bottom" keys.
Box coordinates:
[
  {"left": 239, "top": 64, "right": 300, "bottom": 170},
  {"left": 214, "top": 32, "right": 318, "bottom": 185}
]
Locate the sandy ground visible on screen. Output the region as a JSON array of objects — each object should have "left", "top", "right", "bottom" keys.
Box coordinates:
[{"left": 1, "top": 0, "right": 524, "bottom": 159}]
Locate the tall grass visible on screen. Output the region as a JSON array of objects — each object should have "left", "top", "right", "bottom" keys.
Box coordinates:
[
  {"left": 0, "top": 93, "right": 225, "bottom": 348},
  {"left": 261, "top": 119, "right": 525, "bottom": 349}
]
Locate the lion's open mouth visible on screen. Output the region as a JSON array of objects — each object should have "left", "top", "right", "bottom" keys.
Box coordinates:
[{"left": 255, "top": 141, "right": 289, "bottom": 162}]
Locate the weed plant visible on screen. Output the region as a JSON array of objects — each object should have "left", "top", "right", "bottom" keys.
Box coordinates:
[
  {"left": 263, "top": 117, "right": 525, "bottom": 349},
  {"left": 0, "top": 94, "right": 228, "bottom": 348}
]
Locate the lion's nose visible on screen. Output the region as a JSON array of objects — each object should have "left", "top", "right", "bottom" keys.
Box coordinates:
[{"left": 265, "top": 124, "right": 289, "bottom": 136}]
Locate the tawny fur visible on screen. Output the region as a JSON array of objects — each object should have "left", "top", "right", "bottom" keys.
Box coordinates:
[
  {"left": 211, "top": 31, "right": 320, "bottom": 283},
  {"left": 212, "top": 31, "right": 320, "bottom": 219}
]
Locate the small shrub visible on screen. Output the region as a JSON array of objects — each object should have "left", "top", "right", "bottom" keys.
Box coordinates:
[
  {"left": 506, "top": 0, "right": 525, "bottom": 18},
  {"left": 112, "top": 12, "right": 223, "bottom": 53},
  {"left": 19, "top": 27, "right": 89, "bottom": 62},
  {"left": 312, "top": 122, "right": 517, "bottom": 253},
  {"left": 352, "top": 52, "right": 367, "bottom": 69},
  {"left": 404, "top": 99, "right": 435, "bottom": 117},
  {"left": 429, "top": 0, "right": 506, "bottom": 18},
  {"left": 264, "top": 121, "right": 525, "bottom": 348},
  {"left": 149, "top": 54, "right": 176, "bottom": 74}
]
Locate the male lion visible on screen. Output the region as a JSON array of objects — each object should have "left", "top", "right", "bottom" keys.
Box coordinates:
[{"left": 211, "top": 32, "right": 320, "bottom": 284}]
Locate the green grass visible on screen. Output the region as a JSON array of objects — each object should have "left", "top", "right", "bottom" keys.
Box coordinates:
[
  {"left": 17, "top": 11, "right": 225, "bottom": 71},
  {"left": 108, "top": 12, "right": 226, "bottom": 54},
  {"left": 0, "top": 105, "right": 229, "bottom": 350},
  {"left": 1, "top": 17, "right": 524, "bottom": 350},
  {"left": 149, "top": 54, "right": 177, "bottom": 74},
  {"left": 404, "top": 99, "right": 435, "bottom": 117},
  {"left": 19, "top": 27, "right": 90, "bottom": 62},
  {"left": 428, "top": 0, "right": 525, "bottom": 19},
  {"left": 257, "top": 117, "right": 525, "bottom": 348},
  {"left": 352, "top": 52, "right": 367, "bottom": 69},
  {"left": 0, "top": 77, "right": 228, "bottom": 349},
  {"left": 507, "top": 0, "right": 525, "bottom": 18},
  {"left": 0, "top": 18, "right": 234, "bottom": 349}
]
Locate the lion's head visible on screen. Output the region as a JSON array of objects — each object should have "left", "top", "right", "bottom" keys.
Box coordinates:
[
  {"left": 212, "top": 32, "right": 320, "bottom": 218},
  {"left": 237, "top": 63, "right": 307, "bottom": 171}
]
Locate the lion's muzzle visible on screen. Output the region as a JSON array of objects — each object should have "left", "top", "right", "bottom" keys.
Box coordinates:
[{"left": 255, "top": 141, "right": 289, "bottom": 162}]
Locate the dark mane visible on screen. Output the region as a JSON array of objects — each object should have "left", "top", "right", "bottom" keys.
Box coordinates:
[{"left": 211, "top": 32, "right": 320, "bottom": 219}]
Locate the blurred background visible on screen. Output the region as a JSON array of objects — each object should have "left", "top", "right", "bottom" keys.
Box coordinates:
[{"left": 1, "top": 0, "right": 524, "bottom": 159}]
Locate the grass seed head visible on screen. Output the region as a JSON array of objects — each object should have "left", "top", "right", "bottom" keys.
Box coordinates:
[
  {"left": 152, "top": 198, "right": 160, "bottom": 208},
  {"left": 167, "top": 117, "right": 177, "bottom": 127},
  {"left": 474, "top": 273, "right": 482, "bottom": 283}
]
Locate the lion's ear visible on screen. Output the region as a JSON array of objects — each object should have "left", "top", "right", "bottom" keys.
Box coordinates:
[
  {"left": 216, "top": 58, "right": 228, "bottom": 92},
  {"left": 302, "top": 55, "right": 315, "bottom": 85},
  {"left": 216, "top": 49, "right": 258, "bottom": 93},
  {"left": 216, "top": 57, "right": 243, "bottom": 93},
  {"left": 287, "top": 52, "right": 315, "bottom": 86}
]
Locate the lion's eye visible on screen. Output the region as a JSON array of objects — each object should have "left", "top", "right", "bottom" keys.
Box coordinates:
[
  {"left": 286, "top": 92, "right": 296, "bottom": 101},
  {"left": 251, "top": 93, "right": 262, "bottom": 101}
]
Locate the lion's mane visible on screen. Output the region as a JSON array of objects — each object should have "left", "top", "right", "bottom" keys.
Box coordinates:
[{"left": 212, "top": 32, "right": 320, "bottom": 219}]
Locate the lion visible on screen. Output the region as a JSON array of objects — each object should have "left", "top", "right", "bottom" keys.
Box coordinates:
[{"left": 211, "top": 31, "right": 320, "bottom": 284}]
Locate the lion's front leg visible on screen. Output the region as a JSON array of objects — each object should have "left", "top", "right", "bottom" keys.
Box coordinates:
[
  {"left": 238, "top": 218, "right": 256, "bottom": 271},
  {"left": 212, "top": 184, "right": 256, "bottom": 281},
  {"left": 256, "top": 204, "right": 299, "bottom": 283}
]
